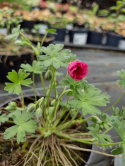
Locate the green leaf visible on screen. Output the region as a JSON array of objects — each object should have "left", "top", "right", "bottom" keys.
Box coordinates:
[
  {"left": 88, "top": 124, "right": 112, "bottom": 149},
  {"left": 5, "top": 25, "right": 21, "bottom": 40},
  {"left": 21, "top": 61, "right": 46, "bottom": 74},
  {"left": 46, "top": 28, "right": 57, "bottom": 34},
  {"left": 4, "top": 109, "right": 37, "bottom": 143},
  {"left": 38, "top": 44, "right": 75, "bottom": 69},
  {"left": 112, "top": 146, "right": 123, "bottom": 155},
  {"left": 68, "top": 84, "right": 110, "bottom": 116},
  {"left": 0, "top": 114, "right": 8, "bottom": 125},
  {"left": 4, "top": 83, "right": 21, "bottom": 95},
  {"left": 61, "top": 75, "right": 88, "bottom": 91},
  {"left": 111, "top": 116, "right": 125, "bottom": 141},
  {"left": 4, "top": 125, "right": 18, "bottom": 139},
  {"left": 13, "top": 109, "right": 35, "bottom": 125},
  {"left": 117, "top": 69, "right": 125, "bottom": 89},
  {"left": 4, "top": 69, "right": 33, "bottom": 95}
]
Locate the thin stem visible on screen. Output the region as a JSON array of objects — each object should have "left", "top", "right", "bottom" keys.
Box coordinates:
[
  {"left": 33, "top": 72, "right": 37, "bottom": 102},
  {"left": 40, "top": 32, "right": 48, "bottom": 47},
  {"left": 20, "top": 87, "right": 24, "bottom": 108},
  {"left": 6, "top": 120, "right": 14, "bottom": 123},
  {"left": 103, "top": 126, "right": 113, "bottom": 134},
  {"left": 35, "top": 56, "right": 46, "bottom": 96},
  {"left": 54, "top": 97, "right": 70, "bottom": 126},
  {"left": 56, "top": 109, "right": 79, "bottom": 131},
  {"left": 103, "top": 91, "right": 125, "bottom": 113},
  {"left": 20, "top": 32, "right": 38, "bottom": 56},
  {"left": 56, "top": 132, "right": 123, "bottom": 147},
  {"left": 82, "top": 141, "right": 124, "bottom": 146},
  {"left": 69, "top": 133, "right": 92, "bottom": 136},
  {"left": 46, "top": 67, "right": 55, "bottom": 108},
  {"left": 55, "top": 89, "right": 71, "bottom": 113},
  {"left": 57, "top": 116, "right": 93, "bottom": 131},
  {"left": 57, "top": 85, "right": 63, "bottom": 96},
  {"left": 40, "top": 74, "right": 46, "bottom": 96},
  {"left": 55, "top": 132, "right": 95, "bottom": 143}
]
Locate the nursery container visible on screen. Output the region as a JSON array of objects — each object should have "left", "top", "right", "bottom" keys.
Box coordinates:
[
  {"left": 54, "top": 28, "right": 66, "bottom": 41},
  {"left": 105, "top": 32, "right": 122, "bottom": 47},
  {"left": 114, "top": 155, "right": 123, "bottom": 166},
  {"left": 69, "top": 29, "right": 88, "bottom": 45},
  {"left": 87, "top": 31, "right": 103, "bottom": 45},
  {"left": 21, "top": 20, "right": 38, "bottom": 31},
  {"left": 0, "top": 52, "right": 34, "bottom": 82},
  {"left": 0, "top": 96, "right": 92, "bottom": 166}
]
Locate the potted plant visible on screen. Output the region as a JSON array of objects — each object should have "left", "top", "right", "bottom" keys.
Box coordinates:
[
  {"left": 0, "top": 9, "right": 33, "bottom": 82},
  {"left": 0, "top": 8, "right": 22, "bottom": 34},
  {"left": 23, "top": 24, "right": 55, "bottom": 46},
  {"left": 68, "top": 12, "right": 89, "bottom": 45},
  {"left": 0, "top": 33, "right": 33, "bottom": 82},
  {"left": 99, "top": 1, "right": 124, "bottom": 47},
  {"left": 0, "top": 26, "right": 125, "bottom": 165},
  {"left": 86, "top": 17, "right": 104, "bottom": 45},
  {"left": 48, "top": 16, "right": 68, "bottom": 41}
]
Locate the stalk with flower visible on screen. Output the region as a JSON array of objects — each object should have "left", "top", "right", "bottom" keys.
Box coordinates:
[{"left": 0, "top": 25, "right": 125, "bottom": 165}]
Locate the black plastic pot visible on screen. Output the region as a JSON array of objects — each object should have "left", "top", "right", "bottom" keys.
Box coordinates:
[
  {"left": 105, "top": 32, "right": 122, "bottom": 47},
  {"left": 87, "top": 31, "right": 103, "bottom": 45},
  {"left": 0, "top": 52, "right": 34, "bottom": 82},
  {"left": 53, "top": 28, "right": 66, "bottom": 41},
  {"left": 0, "top": 95, "right": 92, "bottom": 166},
  {"left": 69, "top": 29, "right": 88, "bottom": 45},
  {"left": 21, "top": 20, "right": 38, "bottom": 31}
]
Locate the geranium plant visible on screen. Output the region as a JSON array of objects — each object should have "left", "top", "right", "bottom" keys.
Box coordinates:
[{"left": 0, "top": 25, "right": 125, "bottom": 165}]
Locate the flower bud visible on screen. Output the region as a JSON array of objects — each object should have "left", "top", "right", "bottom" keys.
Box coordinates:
[
  {"left": 36, "top": 97, "right": 44, "bottom": 107},
  {"left": 35, "top": 107, "right": 42, "bottom": 119},
  {"left": 45, "top": 69, "right": 52, "bottom": 81},
  {"left": 15, "top": 40, "right": 24, "bottom": 46},
  {"left": 5, "top": 102, "right": 17, "bottom": 112},
  {"left": 27, "top": 103, "right": 36, "bottom": 112},
  {"left": 51, "top": 99, "right": 56, "bottom": 106}
]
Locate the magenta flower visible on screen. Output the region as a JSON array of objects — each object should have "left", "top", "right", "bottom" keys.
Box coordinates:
[{"left": 68, "top": 61, "right": 88, "bottom": 81}]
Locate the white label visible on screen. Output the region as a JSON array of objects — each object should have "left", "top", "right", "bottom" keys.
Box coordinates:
[
  {"left": 33, "top": 7, "right": 39, "bottom": 11},
  {"left": 39, "top": 24, "right": 48, "bottom": 34},
  {"left": 66, "top": 24, "right": 73, "bottom": 30},
  {"left": 102, "top": 36, "right": 107, "bottom": 45},
  {"left": 0, "top": 28, "right": 7, "bottom": 35},
  {"left": 118, "top": 39, "right": 125, "bottom": 50},
  {"left": 73, "top": 33, "right": 88, "bottom": 45}
]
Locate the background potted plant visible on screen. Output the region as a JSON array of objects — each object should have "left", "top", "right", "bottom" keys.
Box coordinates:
[
  {"left": 48, "top": 16, "right": 68, "bottom": 42},
  {"left": 0, "top": 11, "right": 33, "bottom": 83},
  {"left": 22, "top": 24, "right": 55, "bottom": 46}
]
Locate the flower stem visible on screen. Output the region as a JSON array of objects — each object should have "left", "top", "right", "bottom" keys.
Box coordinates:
[
  {"left": 102, "top": 91, "right": 125, "bottom": 113},
  {"left": 55, "top": 132, "right": 95, "bottom": 143},
  {"left": 103, "top": 126, "right": 113, "bottom": 134},
  {"left": 40, "top": 74, "right": 46, "bottom": 96},
  {"left": 40, "top": 32, "right": 48, "bottom": 47},
  {"left": 57, "top": 116, "right": 93, "bottom": 131},
  {"left": 20, "top": 87, "right": 24, "bottom": 108},
  {"left": 55, "top": 132, "right": 123, "bottom": 147},
  {"left": 46, "top": 67, "right": 55, "bottom": 107},
  {"left": 33, "top": 72, "right": 37, "bottom": 101}
]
